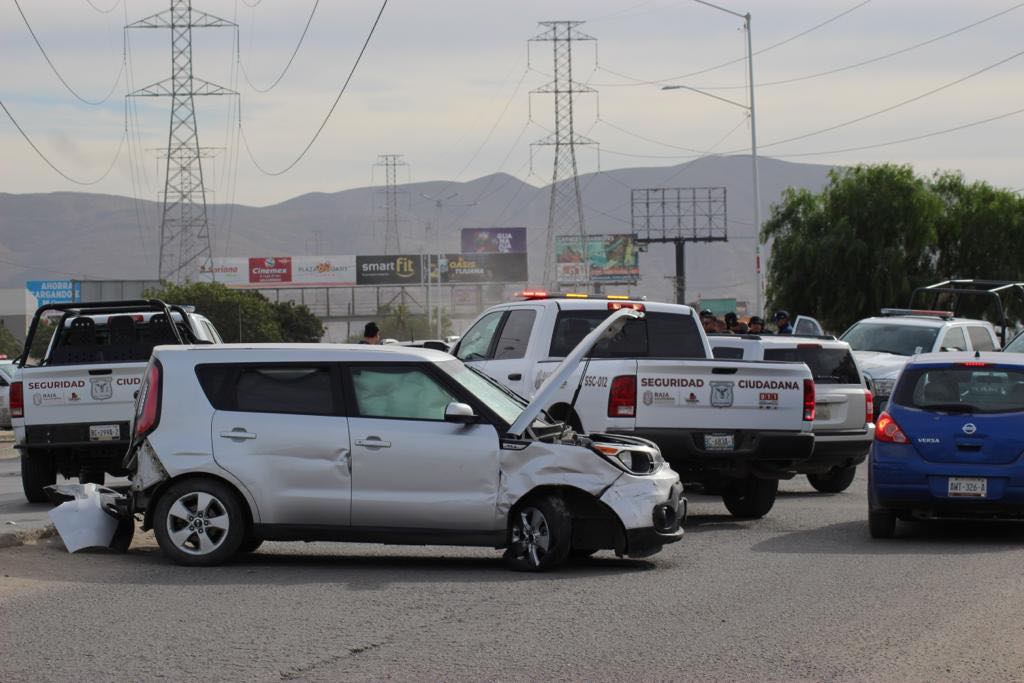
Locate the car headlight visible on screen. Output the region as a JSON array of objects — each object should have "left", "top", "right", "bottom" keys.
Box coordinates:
[{"left": 592, "top": 444, "right": 664, "bottom": 474}]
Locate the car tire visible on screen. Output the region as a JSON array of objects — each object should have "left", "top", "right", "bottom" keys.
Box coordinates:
[
  {"left": 570, "top": 547, "right": 598, "bottom": 560},
  {"left": 238, "top": 536, "right": 263, "bottom": 554},
  {"left": 504, "top": 494, "right": 572, "bottom": 571},
  {"left": 807, "top": 466, "right": 857, "bottom": 493},
  {"left": 21, "top": 451, "right": 56, "bottom": 503},
  {"left": 721, "top": 477, "right": 778, "bottom": 519},
  {"left": 868, "top": 508, "right": 896, "bottom": 539},
  {"left": 153, "top": 478, "right": 246, "bottom": 566}
]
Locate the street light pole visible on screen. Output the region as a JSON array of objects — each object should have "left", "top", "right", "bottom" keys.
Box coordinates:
[{"left": 663, "top": 1, "right": 763, "bottom": 317}]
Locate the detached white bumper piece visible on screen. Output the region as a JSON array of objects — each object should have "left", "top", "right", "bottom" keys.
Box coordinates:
[{"left": 46, "top": 484, "right": 135, "bottom": 553}]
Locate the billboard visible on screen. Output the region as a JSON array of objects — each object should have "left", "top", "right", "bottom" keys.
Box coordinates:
[
  {"left": 461, "top": 227, "right": 527, "bottom": 254},
  {"left": 356, "top": 255, "right": 422, "bottom": 285},
  {"left": 202, "top": 256, "right": 356, "bottom": 287},
  {"left": 26, "top": 280, "right": 81, "bottom": 307},
  {"left": 428, "top": 253, "right": 528, "bottom": 284},
  {"left": 556, "top": 234, "right": 640, "bottom": 284}
]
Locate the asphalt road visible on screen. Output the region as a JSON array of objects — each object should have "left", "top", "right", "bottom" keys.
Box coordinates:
[{"left": 2, "top": 460, "right": 1024, "bottom": 682}]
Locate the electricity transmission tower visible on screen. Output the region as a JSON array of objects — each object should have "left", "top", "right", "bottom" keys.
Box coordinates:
[
  {"left": 529, "top": 21, "right": 597, "bottom": 290},
  {"left": 374, "top": 154, "right": 408, "bottom": 255},
  {"left": 128, "top": 1, "right": 235, "bottom": 283}
]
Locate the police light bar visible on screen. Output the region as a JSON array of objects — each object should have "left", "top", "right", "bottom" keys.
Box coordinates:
[
  {"left": 518, "top": 290, "right": 549, "bottom": 299},
  {"left": 608, "top": 301, "right": 644, "bottom": 312},
  {"left": 880, "top": 308, "right": 954, "bottom": 319},
  {"left": 564, "top": 292, "right": 589, "bottom": 299}
]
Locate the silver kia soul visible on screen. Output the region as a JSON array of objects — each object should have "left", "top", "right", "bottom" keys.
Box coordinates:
[{"left": 124, "top": 310, "right": 685, "bottom": 570}]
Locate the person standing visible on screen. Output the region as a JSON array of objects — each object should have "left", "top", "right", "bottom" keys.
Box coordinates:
[
  {"left": 748, "top": 316, "right": 767, "bottom": 334},
  {"left": 773, "top": 310, "right": 794, "bottom": 335},
  {"left": 361, "top": 321, "right": 381, "bottom": 345}
]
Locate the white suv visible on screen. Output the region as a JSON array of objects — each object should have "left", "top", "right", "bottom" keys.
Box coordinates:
[
  {"left": 839, "top": 309, "right": 1000, "bottom": 417},
  {"left": 709, "top": 334, "right": 872, "bottom": 492},
  {"left": 124, "top": 310, "right": 685, "bottom": 570}
]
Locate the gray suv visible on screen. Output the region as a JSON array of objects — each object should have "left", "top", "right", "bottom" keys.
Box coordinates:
[{"left": 120, "top": 310, "right": 685, "bottom": 570}]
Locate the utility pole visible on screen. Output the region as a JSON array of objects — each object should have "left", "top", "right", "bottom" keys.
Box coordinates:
[
  {"left": 374, "top": 154, "right": 408, "bottom": 255},
  {"left": 529, "top": 21, "right": 597, "bottom": 292},
  {"left": 128, "top": 1, "right": 236, "bottom": 283},
  {"left": 420, "top": 192, "right": 476, "bottom": 338}
]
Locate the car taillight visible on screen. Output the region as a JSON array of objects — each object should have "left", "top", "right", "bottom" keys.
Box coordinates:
[
  {"left": 9, "top": 381, "right": 23, "bottom": 419},
  {"left": 865, "top": 389, "right": 874, "bottom": 426},
  {"left": 874, "top": 411, "right": 908, "bottom": 444},
  {"left": 134, "top": 362, "right": 161, "bottom": 440},
  {"left": 802, "top": 378, "right": 815, "bottom": 421},
  {"left": 608, "top": 375, "right": 636, "bottom": 418}
]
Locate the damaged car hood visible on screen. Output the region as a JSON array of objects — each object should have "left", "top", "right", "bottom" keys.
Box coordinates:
[{"left": 507, "top": 307, "right": 641, "bottom": 437}]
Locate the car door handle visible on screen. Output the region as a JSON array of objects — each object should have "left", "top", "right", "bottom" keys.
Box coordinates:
[
  {"left": 219, "top": 429, "right": 257, "bottom": 440},
  {"left": 508, "top": 373, "right": 522, "bottom": 381},
  {"left": 355, "top": 437, "right": 391, "bottom": 448}
]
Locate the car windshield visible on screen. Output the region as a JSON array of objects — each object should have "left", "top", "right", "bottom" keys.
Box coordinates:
[
  {"left": 893, "top": 365, "right": 1024, "bottom": 414},
  {"left": 439, "top": 359, "right": 531, "bottom": 426},
  {"left": 841, "top": 322, "right": 939, "bottom": 357},
  {"left": 0, "top": 363, "right": 15, "bottom": 381}
]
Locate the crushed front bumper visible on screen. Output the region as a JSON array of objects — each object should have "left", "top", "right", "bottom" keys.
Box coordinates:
[{"left": 601, "top": 472, "right": 685, "bottom": 558}]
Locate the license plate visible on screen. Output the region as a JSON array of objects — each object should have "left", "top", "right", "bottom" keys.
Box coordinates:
[
  {"left": 89, "top": 424, "right": 120, "bottom": 442},
  {"left": 948, "top": 477, "right": 987, "bottom": 497},
  {"left": 704, "top": 434, "right": 735, "bottom": 451},
  {"left": 816, "top": 404, "right": 831, "bottom": 420}
]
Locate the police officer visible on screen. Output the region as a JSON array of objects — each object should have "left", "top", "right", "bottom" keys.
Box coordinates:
[
  {"left": 773, "top": 310, "right": 793, "bottom": 335},
  {"left": 748, "top": 316, "right": 767, "bottom": 334}
]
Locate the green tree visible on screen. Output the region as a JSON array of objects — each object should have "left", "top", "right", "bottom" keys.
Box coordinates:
[
  {"left": 0, "top": 324, "right": 22, "bottom": 359},
  {"left": 271, "top": 300, "right": 325, "bottom": 343},
  {"left": 144, "top": 281, "right": 323, "bottom": 343},
  {"left": 28, "top": 320, "right": 56, "bottom": 362},
  {"left": 762, "top": 164, "right": 943, "bottom": 332}
]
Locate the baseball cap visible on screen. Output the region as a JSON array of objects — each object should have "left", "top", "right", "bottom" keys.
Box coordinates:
[
  {"left": 700, "top": 309, "right": 714, "bottom": 318},
  {"left": 773, "top": 310, "right": 790, "bottom": 322}
]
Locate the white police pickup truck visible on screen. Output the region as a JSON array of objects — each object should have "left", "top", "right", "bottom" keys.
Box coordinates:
[
  {"left": 12, "top": 300, "right": 221, "bottom": 502},
  {"left": 453, "top": 293, "right": 816, "bottom": 518}
]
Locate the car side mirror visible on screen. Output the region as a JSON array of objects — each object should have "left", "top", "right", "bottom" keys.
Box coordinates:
[
  {"left": 444, "top": 402, "right": 479, "bottom": 425},
  {"left": 422, "top": 340, "right": 449, "bottom": 353}
]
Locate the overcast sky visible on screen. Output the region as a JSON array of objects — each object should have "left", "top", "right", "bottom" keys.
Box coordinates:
[{"left": 1, "top": 0, "right": 1022, "bottom": 207}]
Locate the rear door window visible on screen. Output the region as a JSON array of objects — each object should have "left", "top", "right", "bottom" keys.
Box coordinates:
[
  {"left": 492, "top": 310, "right": 536, "bottom": 360},
  {"left": 894, "top": 366, "right": 1024, "bottom": 413},
  {"left": 197, "top": 365, "right": 336, "bottom": 415},
  {"left": 941, "top": 327, "right": 968, "bottom": 351},
  {"left": 713, "top": 346, "right": 745, "bottom": 359},
  {"left": 967, "top": 326, "right": 995, "bottom": 352},
  {"left": 763, "top": 347, "right": 861, "bottom": 384}
]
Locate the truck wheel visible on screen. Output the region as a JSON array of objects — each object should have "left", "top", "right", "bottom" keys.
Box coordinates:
[
  {"left": 504, "top": 494, "right": 572, "bottom": 571},
  {"left": 807, "top": 466, "right": 857, "bottom": 493},
  {"left": 721, "top": 477, "right": 778, "bottom": 519},
  {"left": 21, "top": 451, "right": 56, "bottom": 503},
  {"left": 238, "top": 536, "right": 263, "bottom": 554},
  {"left": 868, "top": 508, "right": 896, "bottom": 539},
  {"left": 153, "top": 478, "right": 246, "bottom": 566}
]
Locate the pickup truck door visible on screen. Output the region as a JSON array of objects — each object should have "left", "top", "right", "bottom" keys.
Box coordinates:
[
  {"left": 476, "top": 306, "right": 542, "bottom": 396},
  {"left": 793, "top": 316, "right": 824, "bottom": 336}
]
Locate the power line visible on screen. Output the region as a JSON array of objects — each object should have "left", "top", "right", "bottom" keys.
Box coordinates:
[
  {"left": 757, "top": 47, "right": 1024, "bottom": 151},
  {"left": 590, "top": 0, "right": 872, "bottom": 88},
  {"left": 0, "top": 256, "right": 101, "bottom": 280},
  {"left": 13, "top": 0, "right": 125, "bottom": 106},
  {"left": 699, "top": 1, "right": 1024, "bottom": 91},
  {"left": 241, "top": 0, "right": 388, "bottom": 176},
  {"left": 238, "top": 0, "right": 320, "bottom": 93},
  {"left": 1, "top": 98, "right": 126, "bottom": 185},
  {"left": 84, "top": 0, "right": 122, "bottom": 14},
  {"left": 775, "top": 105, "right": 1024, "bottom": 158}
]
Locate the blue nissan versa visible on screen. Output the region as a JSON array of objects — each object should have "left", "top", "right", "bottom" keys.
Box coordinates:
[{"left": 868, "top": 352, "right": 1024, "bottom": 538}]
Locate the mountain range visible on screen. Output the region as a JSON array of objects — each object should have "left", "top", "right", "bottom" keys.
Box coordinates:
[{"left": 0, "top": 155, "right": 835, "bottom": 310}]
